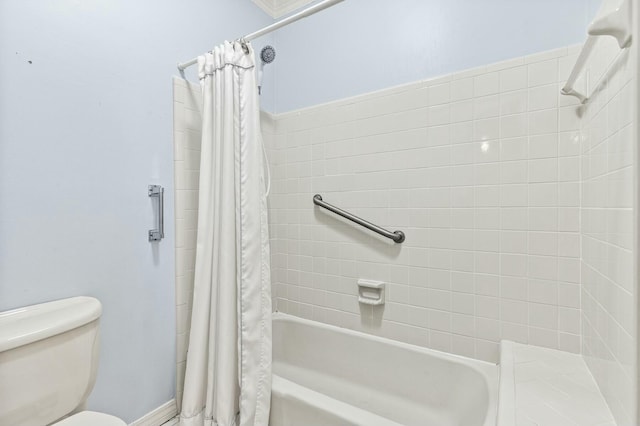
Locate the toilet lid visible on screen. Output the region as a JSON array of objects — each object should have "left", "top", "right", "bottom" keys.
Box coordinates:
[{"left": 53, "top": 411, "right": 127, "bottom": 426}]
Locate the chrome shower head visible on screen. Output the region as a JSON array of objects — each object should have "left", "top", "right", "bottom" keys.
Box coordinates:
[
  {"left": 258, "top": 45, "right": 275, "bottom": 96},
  {"left": 260, "top": 45, "right": 276, "bottom": 64}
]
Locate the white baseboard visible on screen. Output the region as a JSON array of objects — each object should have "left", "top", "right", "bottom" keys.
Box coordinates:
[{"left": 129, "top": 399, "right": 177, "bottom": 426}]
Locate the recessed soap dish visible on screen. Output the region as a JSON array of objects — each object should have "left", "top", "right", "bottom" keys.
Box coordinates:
[{"left": 358, "top": 279, "right": 385, "bottom": 306}]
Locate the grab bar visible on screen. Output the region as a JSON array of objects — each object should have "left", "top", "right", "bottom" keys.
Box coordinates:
[
  {"left": 313, "top": 194, "right": 405, "bottom": 243},
  {"left": 148, "top": 185, "right": 164, "bottom": 242}
]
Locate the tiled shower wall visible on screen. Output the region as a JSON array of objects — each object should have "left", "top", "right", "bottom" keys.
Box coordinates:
[
  {"left": 266, "top": 47, "right": 585, "bottom": 362},
  {"left": 579, "top": 26, "right": 638, "bottom": 426},
  {"left": 172, "top": 77, "right": 202, "bottom": 409}
]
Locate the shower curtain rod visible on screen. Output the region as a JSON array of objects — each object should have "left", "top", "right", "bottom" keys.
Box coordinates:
[{"left": 177, "top": 0, "right": 345, "bottom": 71}]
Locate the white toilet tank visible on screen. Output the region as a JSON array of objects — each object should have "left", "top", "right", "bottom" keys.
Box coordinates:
[{"left": 0, "top": 297, "right": 102, "bottom": 426}]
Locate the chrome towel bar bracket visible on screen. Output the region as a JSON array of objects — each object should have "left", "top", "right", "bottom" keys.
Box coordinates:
[
  {"left": 561, "top": 0, "right": 632, "bottom": 103},
  {"left": 313, "top": 194, "right": 405, "bottom": 243},
  {"left": 148, "top": 185, "right": 164, "bottom": 242}
]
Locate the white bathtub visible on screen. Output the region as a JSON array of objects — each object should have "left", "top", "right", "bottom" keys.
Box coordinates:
[{"left": 269, "top": 313, "right": 498, "bottom": 426}]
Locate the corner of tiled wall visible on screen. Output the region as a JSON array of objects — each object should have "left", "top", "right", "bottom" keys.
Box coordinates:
[
  {"left": 261, "top": 110, "right": 279, "bottom": 312},
  {"left": 173, "top": 77, "right": 203, "bottom": 411},
  {"left": 578, "top": 20, "right": 638, "bottom": 426}
]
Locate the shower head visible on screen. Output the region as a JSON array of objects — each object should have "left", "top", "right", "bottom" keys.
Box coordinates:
[
  {"left": 260, "top": 45, "right": 276, "bottom": 64},
  {"left": 258, "top": 45, "right": 275, "bottom": 96}
]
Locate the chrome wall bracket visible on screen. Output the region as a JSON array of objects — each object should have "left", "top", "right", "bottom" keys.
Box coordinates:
[{"left": 148, "top": 185, "right": 164, "bottom": 242}]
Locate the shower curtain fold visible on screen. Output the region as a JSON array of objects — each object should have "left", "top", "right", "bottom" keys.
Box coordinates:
[{"left": 179, "top": 41, "right": 272, "bottom": 426}]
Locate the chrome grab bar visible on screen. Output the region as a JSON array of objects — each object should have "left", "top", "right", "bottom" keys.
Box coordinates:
[
  {"left": 148, "top": 185, "right": 164, "bottom": 242},
  {"left": 313, "top": 194, "right": 405, "bottom": 243}
]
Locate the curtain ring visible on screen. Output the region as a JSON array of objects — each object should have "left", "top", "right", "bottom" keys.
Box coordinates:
[{"left": 239, "top": 38, "right": 250, "bottom": 55}]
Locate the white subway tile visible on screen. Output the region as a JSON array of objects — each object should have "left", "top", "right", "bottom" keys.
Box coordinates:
[
  {"left": 558, "top": 257, "right": 580, "bottom": 284},
  {"left": 486, "top": 56, "right": 525, "bottom": 72},
  {"left": 428, "top": 104, "right": 451, "bottom": 126},
  {"left": 500, "top": 184, "right": 528, "bottom": 207},
  {"left": 428, "top": 82, "right": 451, "bottom": 106},
  {"left": 452, "top": 292, "right": 475, "bottom": 314},
  {"left": 475, "top": 340, "right": 499, "bottom": 363},
  {"left": 501, "top": 299, "right": 528, "bottom": 324},
  {"left": 528, "top": 279, "right": 558, "bottom": 305},
  {"left": 529, "top": 183, "right": 558, "bottom": 206},
  {"left": 474, "top": 140, "right": 499, "bottom": 164},
  {"left": 430, "top": 330, "right": 453, "bottom": 353},
  {"left": 528, "top": 255, "right": 558, "bottom": 281},
  {"left": 528, "top": 158, "right": 558, "bottom": 183},
  {"left": 528, "top": 59, "right": 559, "bottom": 87},
  {"left": 529, "top": 134, "right": 558, "bottom": 159},
  {"left": 500, "top": 114, "right": 528, "bottom": 138},
  {"left": 558, "top": 106, "right": 581, "bottom": 131},
  {"left": 558, "top": 208, "right": 579, "bottom": 232},
  {"left": 500, "top": 137, "right": 528, "bottom": 161},
  {"left": 529, "top": 109, "right": 558, "bottom": 135},
  {"left": 429, "top": 309, "right": 452, "bottom": 332},
  {"left": 501, "top": 322, "right": 528, "bottom": 343},
  {"left": 500, "top": 253, "right": 527, "bottom": 277},
  {"left": 451, "top": 334, "right": 476, "bottom": 358},
  {"left": 501, "top": 207, "right": 529, "bottom": 231},
  {"left": 476, "top": 296, "right": 500, "bottom": 319},
  {"left": 451, "top": 77, "right": 474, "bottom": 101},
  {"left": 474, "top": 230, "right": 499, "bottom": 252},
  {"left": 500, "top": 90, "right": 528, "bottom": 115},
  {"left": 528, "top": 327, "right": 558, "bottom": 349},
  {"left": 475, "top": 252, "right": 499, "bottom": 274},
  {"left": 528, "top": 207, "right": 558, "bottom": 232},
  {"left": 558, "top": 157, "right": 579, "bottom": 182},
  {"left": 451, "top": 121, "right": 474, "bottom": 144},
  {"left": 500, "top": 161, "right": 528, "bottom": 184},
  {"left": 451, "top": 100, "right": 473, "bottom": 123},
  {"left": 474, "top": 163, "right": 500, "bottom": 185},
  {"left": 473, "top": 95, "right": 500, "bottom": 119},
  {"left": 528, "top": 232, "right": 558, "bottom": 256},
  {"left": 500, "top": 230, "right": 527, "bottom": 254},
  {"left": 558, "top": 182, "right": 579, "bottom": 207},
  {"left": 525, "top": 47, "right": 567, "bottom": 64},
  {"left": 557, "top": 332, "right": 580, "bottom": 353},
  {"left": 529, "top": 303, "right": 558, "bottom": 330},
  {"left": 501, "top": 276, "right": 528, "bottom": 301},
  {"left": 500, "top": 66, "right": 527, "bottom": 92},
  {"left": 474, "top": 117, "right": 500, "bottom": 141},
  {"left": 528, "top": 84, "right": 558, "bottom": 111},
  {"left": 474, "top": 72, "right": 500, "bottom": 97},
  {"left": 558, "top": 307, "right": 580, "bottom": 334}
]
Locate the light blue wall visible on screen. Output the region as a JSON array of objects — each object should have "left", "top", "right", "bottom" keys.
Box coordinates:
[
  {"left": 271, "top": 0, "right": 603, "bottom": 112},
  {"left": 0, "top": 0, "right": 271, "bottom": 422}
]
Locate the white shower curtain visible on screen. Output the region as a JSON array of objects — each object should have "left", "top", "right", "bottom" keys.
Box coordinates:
[{"left": 179, "top": 41, "right": 272, "bottom": 426}]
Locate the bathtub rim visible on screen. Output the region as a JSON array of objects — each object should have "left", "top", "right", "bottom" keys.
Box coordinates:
[{"left": 272, "top": 312, "right": 499, "bottom": 426}]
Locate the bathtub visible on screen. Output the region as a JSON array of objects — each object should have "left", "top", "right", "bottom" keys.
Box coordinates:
[{"left": 270, "top": 313, "right": 498, "bottom": 426}]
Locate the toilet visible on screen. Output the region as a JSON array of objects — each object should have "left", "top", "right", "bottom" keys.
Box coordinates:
[{"left": 0, "top": 297, "right": 127, "bottom": 426}]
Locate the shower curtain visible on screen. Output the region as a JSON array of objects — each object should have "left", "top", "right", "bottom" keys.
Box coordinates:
[{"left": 179, "top": 41, "right": 272, "bottom": 426}]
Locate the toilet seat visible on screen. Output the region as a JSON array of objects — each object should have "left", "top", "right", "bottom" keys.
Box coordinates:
[{"left": 52, "top": 411, "right": 127, "bottom": 426}]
